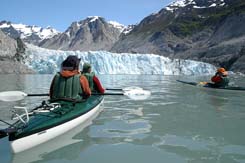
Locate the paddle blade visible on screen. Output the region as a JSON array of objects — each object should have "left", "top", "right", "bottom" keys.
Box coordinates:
[
  {"left": 122, "top": 86, "right": 143, "bottom": 92},
  {"left": 106, "top": 86, "right": 144, "bottom": 92},
  {"left": 0, "top": 128, "right": 16, "bottom": 139},
  {"left": 0, "top": 91, "right": 27, "bottom": 102},
  {"left": 0, "top": 131, "right": 7, "bottom": 139},
  {"left": 198, "top": 81, "right": 208, "bottom": 86},
  {"left": 124, "top": 89, "right": 151, "bottom": 100}
]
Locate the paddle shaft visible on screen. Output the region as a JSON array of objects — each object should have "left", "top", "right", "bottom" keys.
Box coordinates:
[
  {"left": 106, "top": 88, "right": 123, "bottom": 91},
  {"left": 27, "top": 93, "right": 125, "bottom": 96},
  {"left": 28, "top": 88, "right": 138, "bottom": 96},
  {"left": 28, "top": 94, "right": 49, "bottom": 96},
  {"left": 93, "top": 93, "right": 124, "bottom": 96},
  {"left": 27, "top": 88, "right": 126, "bottom": 96}
]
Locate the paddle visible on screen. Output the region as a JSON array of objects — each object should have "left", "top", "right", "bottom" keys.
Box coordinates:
[
  {"left": 0, "top": 130, "right": 8, "bottom": 139},
  {"left": 106, "top": 88, "right": 122, "bottom": 91},
  {"left": 106, "top": 86, "right": 143, "bottom": 91},
  {"left": 0, "top": 88, "right": 151, "bottom": 102},
  {"left": 94, "top": 88, "right": 151, "bottom": 100},
  {"left": 198, "top": 81, "right": 208, "bottom": 86},
  {"left": 0, "top": 128, "right": 17, "bottom": 139}
]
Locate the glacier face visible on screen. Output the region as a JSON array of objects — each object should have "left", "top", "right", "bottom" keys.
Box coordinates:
[{"left": 25, "top": 44, "right": 216, "bottom": 75}]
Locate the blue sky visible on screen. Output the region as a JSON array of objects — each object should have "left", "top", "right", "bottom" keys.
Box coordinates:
[{"left": 1, "top": 0, "right": 173, "bottom": 32}]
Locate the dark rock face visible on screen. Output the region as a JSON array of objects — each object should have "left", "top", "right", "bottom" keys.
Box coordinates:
[
  {"left": 0, "top": 30, "right": 34, "bottom": 74},
  {"left": 111, "top": 0, "right": 245, "bottom": 72}
]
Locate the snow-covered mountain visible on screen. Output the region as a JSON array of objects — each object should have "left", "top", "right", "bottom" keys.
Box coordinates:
[
  {"left": 0, "top": 21, "right": 60, "bottom": 45},
  {"left": 25, "top": 44, "right": 216, "bottom": 75},
  {"left": 111, "top": 0, "right": 245, "bottom": 73},
  {"left": 39, "top": 16, "right": 124, "bottom": 51}
]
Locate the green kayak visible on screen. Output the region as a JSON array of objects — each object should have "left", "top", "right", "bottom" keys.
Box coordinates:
[{"left": 7, "top": 95, "right": 104, "bottom": 153}]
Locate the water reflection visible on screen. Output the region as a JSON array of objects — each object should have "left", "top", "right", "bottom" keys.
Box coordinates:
[
  {"left": 152, "top": 134, "right": 245, "bottom": 163},
  {"left": 202, "top": 89, "right": 230, "bottom": 111}
]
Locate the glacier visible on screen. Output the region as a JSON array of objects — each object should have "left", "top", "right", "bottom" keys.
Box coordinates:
[{"left": 25, "top": 44, "right": 216, "bottom": 75}]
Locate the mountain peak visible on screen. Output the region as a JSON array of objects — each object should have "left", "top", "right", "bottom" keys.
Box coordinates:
[
  {"left": 73, "top": 16, "right": 106, "bottom": 27},
  {"left": 87, "top": 16, "right": 103, "bottom": 22},
  {"left": 0, "top": 20, "right": 12, "bottom": 26},
  {"left": 40, "top": 16, "right": 122, "bottom": 51},
  {"left": 165, "top": 0, "right": 226, "bottom": 12}
]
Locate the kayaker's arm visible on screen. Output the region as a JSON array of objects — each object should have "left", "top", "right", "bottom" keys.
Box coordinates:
[
  {"left": 93, "top": 76, "right": 105, "bottom": 93},
  {"left": 49, "top": 76, "right": 56, "bottom": 97},
  {"left": 80, "top": 75, "right": 91, "bottom": 98}
]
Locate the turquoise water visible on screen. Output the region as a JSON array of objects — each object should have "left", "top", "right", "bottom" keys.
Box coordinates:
[{"left": 0, "top": 74, "right": 245, "bottom": 163}]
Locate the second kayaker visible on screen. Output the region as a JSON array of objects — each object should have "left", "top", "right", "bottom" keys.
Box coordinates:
[
  {"left": 49, "top": 55, "right": 91, "bottom": 100},
  {"left": 210, "top": 67, "right": 229, "bottom": 87},
  {"left": 81, "top": 62, "right": 105, "bottom": 93}
]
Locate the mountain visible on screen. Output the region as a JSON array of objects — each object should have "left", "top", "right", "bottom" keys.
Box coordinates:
[
  {"left": 0, "top": 21, "right": 60, "bottom": 45},
  {"left": 0, "top": 30, "right": 34, "bottom": 73},
  {"left": 39, "top": 16, "right": 124, "bottom": 51},
  {"left": 111, "top": 0, "right": 245, "bottom": 73}
]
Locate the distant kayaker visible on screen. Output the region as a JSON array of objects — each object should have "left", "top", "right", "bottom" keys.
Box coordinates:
[
  {"left": 49, "top": 55, "right": 91, "bottom": 100},
  {"left": 81, "top": 62, "right": 105, "bottom": 93},
  {"left": 210, "top": 67, "right": 229, "bottom": 87}
]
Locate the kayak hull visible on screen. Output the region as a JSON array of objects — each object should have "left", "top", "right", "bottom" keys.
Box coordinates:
[
  {"left": 177, "top": 80, "right": 245, "bottom": 91},
  {"left": 9, "top": 96, "right": 104, "bottom": 153}
]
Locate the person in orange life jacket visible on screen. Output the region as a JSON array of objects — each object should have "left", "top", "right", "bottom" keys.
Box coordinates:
[
  {"left": 81, "top": 62, "right": 105, "bottom": 93},
  {"left": 49, "top": 55, "right": 91, "bottom": 99},
  {"left": 210, "top": 67, "right": 229, "bottom": 87}
]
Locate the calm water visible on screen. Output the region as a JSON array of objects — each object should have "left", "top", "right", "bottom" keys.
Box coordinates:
[{"left": 0, "top": 74, "right": 245, "bottom": 163}]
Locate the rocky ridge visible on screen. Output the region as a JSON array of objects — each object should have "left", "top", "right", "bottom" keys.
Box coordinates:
[
  {"left": 39, "top": 16, "right": 123, "bottom": 51},
  {"left": 0, "top": 30, "right": 34, "bottom": 73}
]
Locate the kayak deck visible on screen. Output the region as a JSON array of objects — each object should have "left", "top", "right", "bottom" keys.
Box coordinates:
[
  {"left": 9, "top": 95, "right": 104, "bottom": 141},
  {"left": 176, "top": 80, "right": 198, "bottom": 86}
]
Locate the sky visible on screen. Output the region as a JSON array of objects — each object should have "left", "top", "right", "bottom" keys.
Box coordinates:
[{"left": 1, "top": 0, "right": 174, "bottom": 32}]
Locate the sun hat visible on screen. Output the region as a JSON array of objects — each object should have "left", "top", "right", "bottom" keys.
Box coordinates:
[
  {"left": 82, "top": 62, "right": 92, "bottom": 73},
  {"left": 217, "top": 67, "right": 228, "bottom": 76}
]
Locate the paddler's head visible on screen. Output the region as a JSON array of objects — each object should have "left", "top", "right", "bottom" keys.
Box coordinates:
[
  {"left": 217, "top": 67, "right": 228, "bottom": 76},
  {"left": 61, "top": 55, "right": 81, "bottom": 71},
  {"left": 82, "top": 62, "right": 92, "bottom": 73}
]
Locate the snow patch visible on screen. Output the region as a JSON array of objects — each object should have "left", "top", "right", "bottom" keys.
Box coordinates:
[
  {"left": 166, "top": 0, "right": 196, "bottom": 11},
  {"left": 88, "top": 16, "right": 100, "bottom": 23},
  {"left": 166, "top": 0, "right": 226, "bottom": 11},
  {"left": 108, "top": 21, "right": 125, "bottom": 32}
]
